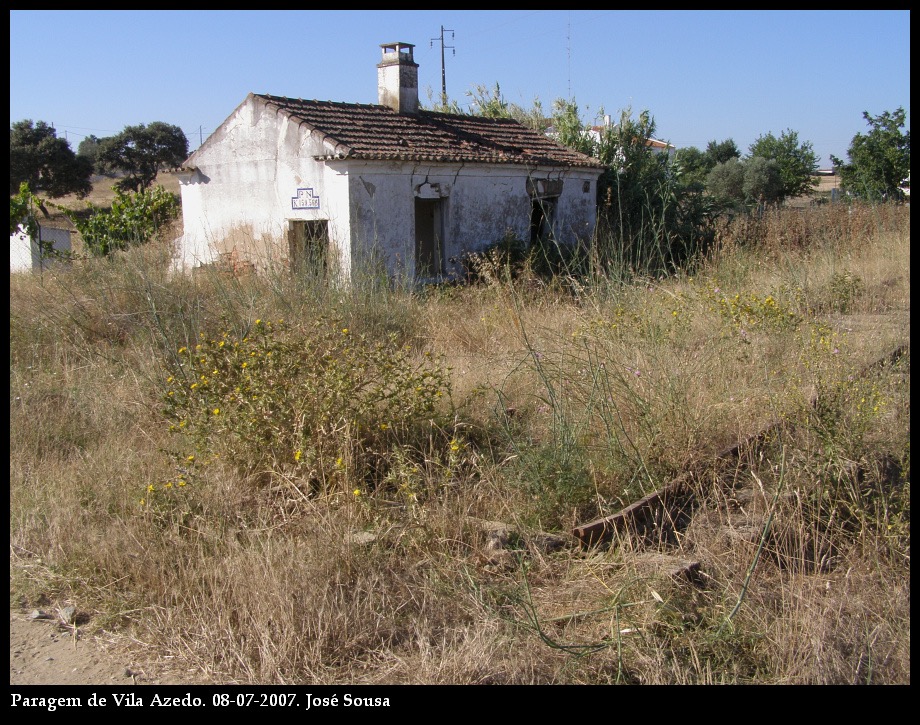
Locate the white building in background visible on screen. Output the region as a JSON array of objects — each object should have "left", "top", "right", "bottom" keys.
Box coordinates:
[
  {"left": 9, "top": 224, "right": 72, "bottom": 274},
  {"left": 175, "top": 42, "right": 604, "bottom": 283},
  {"left": 588, "top": 115, "right": 676, "bottom": 159}
]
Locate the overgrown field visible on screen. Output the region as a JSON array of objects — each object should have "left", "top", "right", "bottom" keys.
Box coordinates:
[{"left": 10, "top": 202, "right": 910, "bottom": 684}]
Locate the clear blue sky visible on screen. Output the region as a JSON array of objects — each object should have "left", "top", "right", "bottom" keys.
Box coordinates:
[{"left": 10, "top": 10, "right": 910, "bottom": 167}]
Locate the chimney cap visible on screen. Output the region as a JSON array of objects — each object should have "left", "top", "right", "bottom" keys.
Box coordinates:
[{"left": 379, "top": 41, "right": 416, "bottom": 62}]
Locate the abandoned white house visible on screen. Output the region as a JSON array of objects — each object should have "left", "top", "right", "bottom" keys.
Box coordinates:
[{"left": 175, "top": 42, "right": 604, "bottom": 282}]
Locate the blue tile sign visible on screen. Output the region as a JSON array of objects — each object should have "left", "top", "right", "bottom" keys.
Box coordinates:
[{"left": 292, "top": 187, "right": 320, "bottom": 210}]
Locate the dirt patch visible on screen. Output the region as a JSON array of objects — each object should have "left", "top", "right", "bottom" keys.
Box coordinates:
[{"left": 9, "top": 608, "right": 207, "bottom": 686}]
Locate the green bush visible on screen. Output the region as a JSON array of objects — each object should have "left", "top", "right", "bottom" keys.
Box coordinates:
[
  {"left": 461, "top": 231, "right": 586, "bottom": 286},
  {"left": 68, "top": 185, "right": 179, "bottom": 256},
  {"left": 159, "top": 317, "right": 454, "bottom": 495}
]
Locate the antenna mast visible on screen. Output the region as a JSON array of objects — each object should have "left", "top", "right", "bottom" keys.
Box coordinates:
[
  {"left": 430, "top": 25, "right": 455, "bottom": 106},
  {"left": 567, "top": 14, "right": 572, "bottom": 99}
]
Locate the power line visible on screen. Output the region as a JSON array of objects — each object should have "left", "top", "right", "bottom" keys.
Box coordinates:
[
  {"left": 567, "top": 13, "right": 572, "bottom": 100},
  {"left": 430, "top": 25, "right": 455, "bottom": 106}
]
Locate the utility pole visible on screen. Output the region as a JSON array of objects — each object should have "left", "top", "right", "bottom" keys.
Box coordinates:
[
  {"left": 430, "top": 25, "right": 455, "bottom": 107},
  {"left": 199, "top": 125, "right": 203, "bottom": 148},
  {"left": 567, "top": 14, "right": 572, "bottom": 100}
]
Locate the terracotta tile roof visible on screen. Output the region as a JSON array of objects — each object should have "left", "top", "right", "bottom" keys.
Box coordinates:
[{"left": 255, "top": 94, "right": 603, "bottom": 168}]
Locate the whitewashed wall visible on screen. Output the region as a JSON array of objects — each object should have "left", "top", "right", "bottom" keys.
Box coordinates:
[
  {"left": 340, "top": 161, "right": 599, "bottom": 279},
  {"left": 10, "top": 225, "right": 72, "bottom": 273},
  {"left": 176, "top": 95, "right": 352, "bottom": 277},
  {"left": 176, "top": 94, "right": 600, "bottom": 282}
]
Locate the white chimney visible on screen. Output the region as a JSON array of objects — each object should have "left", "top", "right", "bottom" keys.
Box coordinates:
[{"left": 377, "top": 42, "right": 418, "bottom": 115}]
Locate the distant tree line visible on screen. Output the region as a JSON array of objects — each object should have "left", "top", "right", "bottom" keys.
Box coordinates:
[
  {"left": 11, "top": 94, "right": 907, "bottom": 271},
  {"left": 676, "top": 129, "right": 820, "bottom": 211},
  {"left": 428, "top": 84, "right": 909, "bottom": 276},
  {"left": 9, "top": 120, "right": 189, "bottom": 207}
]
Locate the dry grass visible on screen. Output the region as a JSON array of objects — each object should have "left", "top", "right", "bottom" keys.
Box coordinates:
[{"left": 9, "top": 202, "right": 910, "bottom": 684}]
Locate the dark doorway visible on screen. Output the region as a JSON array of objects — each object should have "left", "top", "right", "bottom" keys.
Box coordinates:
[
  {"left": 288, "top": 220, "right": 329, "bottom": 277},
  {"left": 415, "top": 198, "right": 444, "bottom": 278},
  {"left": 530, "top": 196, "right": 558, "bottom": 245}
]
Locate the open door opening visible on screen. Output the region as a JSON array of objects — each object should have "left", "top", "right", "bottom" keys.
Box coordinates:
[
  {"left": 288, "top": 220, "right": 330, "bottom": 278},
  {"left": 415, "top": 198, "right": 444, "bottom": 279},
  {"left": 529, "top": 196, "right": 558, "bottom": 246}
]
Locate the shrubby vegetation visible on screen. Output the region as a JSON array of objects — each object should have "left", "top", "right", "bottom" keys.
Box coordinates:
[
  {"left": 96, "top": 122, "right": 189, "bottom": 192},
  {"left": 160, "top": 318, "right": 456, "bottom": 498},
  {"left": 9, "top": 182, "right": 38, "bottom": 236},
  {"left": 9, "top": 119, "right": 93, "bottom": 202},
  {"left": 63, "top": 184, "right": 181, "bottom": 257},
  {"left": 10, "top": 119, "right": 189, "bottom": 202},
  {"left": 748, "top": 129, "right": 819, "bottom": 201},
  {"left": 832, "top": 107, "right": 911, "bottom": 201},
  {"left": 9, "top": 87, "right": 910, "bottom": 686},
  {"left": 10, "top": 201, "right": 910, "bottom": 684}
]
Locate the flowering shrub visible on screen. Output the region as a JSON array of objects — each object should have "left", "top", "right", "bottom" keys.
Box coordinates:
[
  {"left": 159, "top": 318, "right": 453, "bottom": 495},
  {"left": 825, "top": 271, "right": 866, "bottom": 313},
  {"left": 706, "top": 287, "right": 802, "bottom": 334}
]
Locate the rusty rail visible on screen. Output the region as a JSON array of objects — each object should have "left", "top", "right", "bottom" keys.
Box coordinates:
[{"left": 572, "top": 343, "right": 909, "bottom": 548}]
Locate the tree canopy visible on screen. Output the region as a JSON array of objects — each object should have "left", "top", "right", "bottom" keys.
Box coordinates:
[
  {"left": 674, "top": 139, "right": 742, "bottom": 188},
  {"left": 97, "top": 122, "right": 189, "bottom": 193},
  {"left": 742, "top": 156, "right": 783, "bottom": 206},
  {"left": 10, "top": 120, "right": 93, "bottom": 199},
  {"left": 77, "top": 134, "right": 102, "bottom": 169},
  {"left": 748, "top": 129, "right": 818, "bottom": 202},
  {"left": 705, "top": 158, "right": 747, "bottom": 207},
  {"left": 831, "top": 108, "right": 910, "bottom": 201},
  {"left": 706, "top": 139, "right": 742, "bottom": 167}
]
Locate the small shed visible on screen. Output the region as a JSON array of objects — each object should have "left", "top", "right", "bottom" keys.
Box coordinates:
[
  {"left": 175, "top": 42, "right": 604, "bottom": 282},
  {"left": 10, "top": 224, "right": 72, "bottom": 274}
]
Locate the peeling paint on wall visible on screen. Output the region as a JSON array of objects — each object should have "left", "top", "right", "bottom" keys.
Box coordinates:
[{"left": 177, "top": 94, "right": 601, "bottom": 282}]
